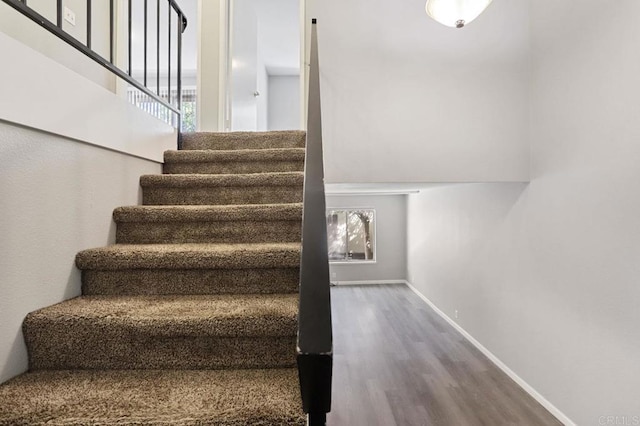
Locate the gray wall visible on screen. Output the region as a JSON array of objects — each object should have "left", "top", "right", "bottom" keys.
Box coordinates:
[
  {"left": 268, "top": 75, "right": 300, "bottom": 130},
  {"left": 327, "top": 195, "right": 406, "bottom": 283},
  {"left": 407, "top": 1, "right": 640, "bottom": 422},
  {"left": 0, "top": 122, "right": 161, "bottom": 383}
]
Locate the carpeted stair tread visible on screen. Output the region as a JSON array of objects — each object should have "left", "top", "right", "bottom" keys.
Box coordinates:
[
  {"left": 23, "top": 295, "right": 298, "bottom": 370},
  {"left": 114, "top": 203, "right": 303, "bottom": 222},
  {"left": 76, "top": 242, "right": 301, "bottom": 270},
  {"left": 181, "top": 130, "right": 306, "bottom": 151},
  {"left": 25, "top": 294, "right": 298, "bottom": 338},
  {"left": 165, "top": 148, "right": 305, "bottom": 163},
  {"left": 140, "top": 172, "right": 303, "bottom": 188},
  {"left": 0, "top": 369, "right": 306, "bottom": 425},
  {"left": 163, "top": 148, "right": 305, "bottom": 174}
]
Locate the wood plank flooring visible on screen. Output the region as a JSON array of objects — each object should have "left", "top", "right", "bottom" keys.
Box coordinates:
[{"left": 326, "top": 285, "right": 562, "bottom": 426}]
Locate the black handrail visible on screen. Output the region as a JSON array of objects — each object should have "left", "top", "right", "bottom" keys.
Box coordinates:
[
  {"left": 297, "top": 19, "right": 333, "bottom": 426},
  {"left": 3, "top": 0, "right": 187, "bottom": 129}
]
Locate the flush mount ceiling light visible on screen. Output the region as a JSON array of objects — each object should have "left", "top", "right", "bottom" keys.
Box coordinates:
[{"left": 425, "top": 0, "right": 493, "bottom": 28}]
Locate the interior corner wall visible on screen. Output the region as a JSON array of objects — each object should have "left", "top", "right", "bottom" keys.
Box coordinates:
[
  {"left": 327, "top": 195, "right": 406, "bottom": 283},
  {"left": 0, "top": 121, "right": 161, "bottom": 384},
  {"left": 197, "top": 0, "right": 225, "bottom": 132},
  {"left": 407, "top": 1, "right": 640, "bottom": 423},
  {"left": 256, "top": 63, "right": 269, "bottom": 131},
  {"left": 268, "top": 75, "right": 301, "bottom": 131}
]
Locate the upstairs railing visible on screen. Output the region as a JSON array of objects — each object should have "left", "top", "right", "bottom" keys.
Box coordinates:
[
  {"left": 2, "top": 0, "right": 187, "bottom": 131},
  {"left": 297, "top": 19, "right": 333, "bottom": 426}
]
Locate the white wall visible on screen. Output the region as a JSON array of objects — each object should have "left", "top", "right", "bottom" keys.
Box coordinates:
[
  {"left": 0, "top": 0, "right": 114, "bottom": 90},
  {"left": 268, "top": 75, "right": 300, "bottom": 130},
  {"left": 407, "top": 1, "right": 640, "bottom": 423},
  {"left": 306, "top": 0, "right": 530, "bottom": 183},
  {"left": 0, "top": 31, "right": 175, "bottom": 163},
  {"left": 197, "top": 0, "right": 225, "bottom": 131},
  {"left": 230, "top": 0, "right": 258, "bottom": 131},
  {"left": 327, "top": 195, "right": 406, "bottom": 283},
  {"left": 0, "top": 121, "right": 161, "bottom": 384}
]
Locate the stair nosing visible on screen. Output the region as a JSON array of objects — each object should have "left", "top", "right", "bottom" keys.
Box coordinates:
[
  {"left": 140, "top": 172, "right": 304, "bottom": 188},
  {"left": 25, "top": 294, "right": 299, "bottom": 338},
  {"left": 113, "top": 203, "right": 303, "bottom": 223},
  {"left": 76, "top": 242, "right": 302, "bottom": 270},
  {"left": 164, "top": 147, "right": 306, "bottom": 164}
]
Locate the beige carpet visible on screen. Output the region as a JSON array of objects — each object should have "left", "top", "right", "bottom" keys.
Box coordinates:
[
  {"left": 140, "top": 172, "right": 304, "bottom": 206},
  {"left": 0, "top": 131, "right": 307, "bottom": 425},
  {"left": 163, "top": 148, "right": 305, "bottom": 174},
  {"left": 0, "top": 369, "right": 304, "bottom": 425}
]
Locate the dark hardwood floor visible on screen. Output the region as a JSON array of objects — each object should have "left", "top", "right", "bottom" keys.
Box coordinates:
[{"left": 326, "top": 285, "right": 562, "bottom": 426}]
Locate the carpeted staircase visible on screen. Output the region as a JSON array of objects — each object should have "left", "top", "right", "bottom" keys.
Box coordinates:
[{"left": 0, "top": 131, "right": 308, "bottom": 425}]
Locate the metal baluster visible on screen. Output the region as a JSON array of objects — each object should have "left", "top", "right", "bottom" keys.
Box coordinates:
[
  {"left": 128, "top": 0, "right": 132, "bottom": 75},
  {"left": 156, "top": 0, "right": 160, "bottom": 96},
  {"left": 1, "top": 0, "right": 182, "bottom": 119},
  {"left": 177, "top": 11, "right": 183, "bottom": 130},
  {"left": 109, "top": 0, "right": 114, "bottom": 63},
  {"left": 144, "top": 0, "right": 148, "bottom": 86},
  {"left": 2, "top": 0, "right": 186, "bottom": 130},
  {"left": 56, "top": 0, "right": 62, "bottom": 27},
  {"left": 86, "top": 0, "right": 91, "bottom": 48},
  {"left": 167, "top": 1, "right": 171, "bottom": 106}
]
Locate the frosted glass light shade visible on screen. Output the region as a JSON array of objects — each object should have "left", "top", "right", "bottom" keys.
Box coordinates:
[{"left": 425, "top": 0, "right": 493, "bottom": 28}]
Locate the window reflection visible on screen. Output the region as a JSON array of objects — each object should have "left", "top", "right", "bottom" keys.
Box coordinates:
[{"left": 327, "top": 209, "right": 375, "bottom": 262}]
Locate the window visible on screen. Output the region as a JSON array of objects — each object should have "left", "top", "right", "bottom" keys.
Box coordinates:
[
  {"left": 126, "top": 87, "right": 197, "bottom": 131},
  {"left": 326, "top": 209, "right": 375, "bottom": 262}
]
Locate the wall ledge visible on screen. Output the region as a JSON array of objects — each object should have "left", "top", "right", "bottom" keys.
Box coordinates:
[{"left": 0, "top": 31, "right": 175, "bottom": 163}]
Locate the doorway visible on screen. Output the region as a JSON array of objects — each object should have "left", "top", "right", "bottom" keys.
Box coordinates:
[{"left": 228, "top": 0, "right": 302, "bottom": 131}]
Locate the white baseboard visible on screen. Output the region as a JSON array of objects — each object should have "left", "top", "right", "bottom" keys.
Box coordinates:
[
  {"left": 332, "top": 279, "right": 409, "bottom": 286},
  {"left": 405, "top": 282, "right": 575, "bottom": 426}
]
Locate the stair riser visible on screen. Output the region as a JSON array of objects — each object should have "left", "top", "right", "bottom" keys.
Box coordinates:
[
  {"left": 163, "top": 161, "right": 304, "bottom": 175},
  {"left": 82, "top": 268, "right": 300, "bottom": 296},
  {"left": 182, "top": 132, "right": 305, "bottom": 151},
  {"left": 25, "top": 326, "right": 296, "bottom": 370},
  {"left": 116, "top": 221, "right": 302, "bottom": 244},
  {"left": 143, "top": 187, "right": 303, "bottom": 205}
]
